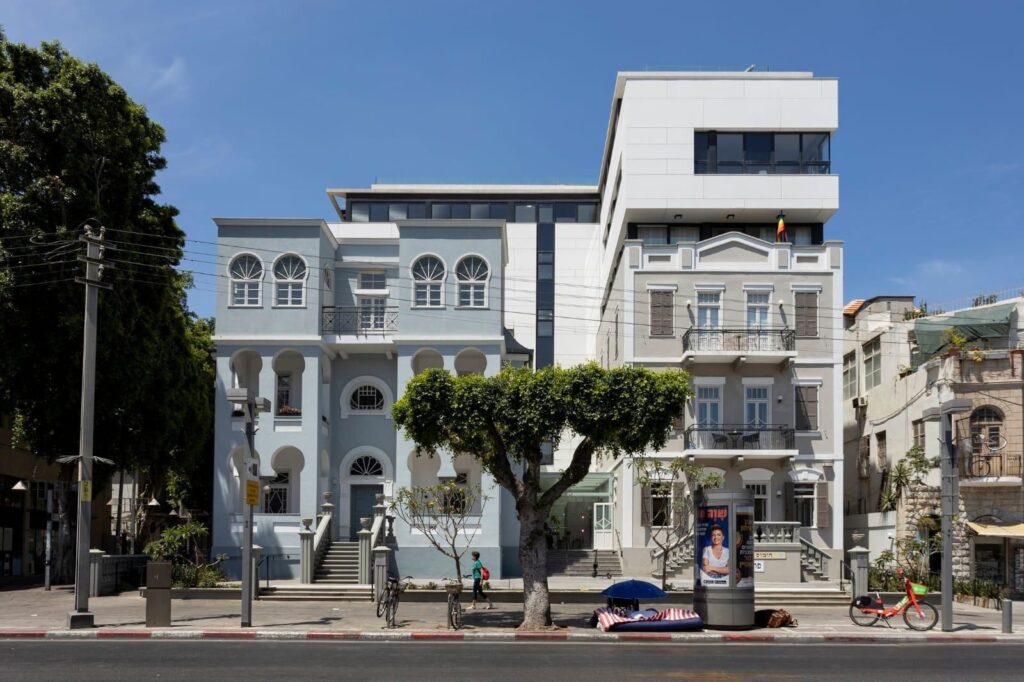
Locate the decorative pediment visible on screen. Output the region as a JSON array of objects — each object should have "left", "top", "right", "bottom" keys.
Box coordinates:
[{"left": 697, "top": 233, "right": 773, "bottom": 266}]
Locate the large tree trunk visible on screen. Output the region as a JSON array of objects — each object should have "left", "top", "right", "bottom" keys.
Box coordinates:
[{"left": 518, "top": 505, "right": 552, "bottom": 629}]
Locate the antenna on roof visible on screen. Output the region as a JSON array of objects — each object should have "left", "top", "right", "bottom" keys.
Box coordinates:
[{"left": 744, "top": 64, "right": 756, "bottom": 72}]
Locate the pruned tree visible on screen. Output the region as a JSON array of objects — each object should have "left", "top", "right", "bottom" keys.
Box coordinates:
[
  {"left": 634, "top": 456, "right": 722, "bottom": 590},
  {"left": 392, "top": 480, "right": 489, "bottom": 580},
  {"left": 392, "top": 362, "right": 690, "bottom": 629}
]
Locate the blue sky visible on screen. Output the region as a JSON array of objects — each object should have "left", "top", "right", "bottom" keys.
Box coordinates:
[{"left": 4, "top": 1, "right": 1024, "bottom": 319}]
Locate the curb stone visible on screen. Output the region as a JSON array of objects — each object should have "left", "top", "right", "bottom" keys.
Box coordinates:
[{"left": 0, "top": 628, "right": 1017, "bottom": 643}]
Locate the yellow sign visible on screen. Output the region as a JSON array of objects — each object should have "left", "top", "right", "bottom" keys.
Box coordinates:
[
  {"left": 754, "top": 551, "right": 785, "bottom": 560},
  {"left": 245, "top": 479, "right": 260, "bottom": 506},
  {"left": 80, "top": 480, "right": 92, "bottom": 502}
]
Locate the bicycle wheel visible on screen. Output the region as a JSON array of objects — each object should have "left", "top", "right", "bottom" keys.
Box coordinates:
[
  {"left": 386, "top": 591, "right": 399, "bottom": 628},
  {"left": 969, "top": 456, "right": 991, "bottom": 478},
  {"left": 903, "top": 601, "right": 938, "bottom": 631},
  {"left": 448, "top": 596, "right": 463, "bottom": 630},
  {"left": 848, "top": 604, "right": 879, "bottom": 627},
  {"left": 376, "top": 586, "right": 388, "bottom": 618}
]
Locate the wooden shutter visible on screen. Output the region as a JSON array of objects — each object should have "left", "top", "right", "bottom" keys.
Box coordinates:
[
  {"left": 784, "top": 481, "right": 794, "bottom": 521},
  {"left": 650, "top": 291, "right": 673, "bottom": 337},
  {"left": 815, "top": 480, "right": 830, "bottom": 528},
  {"left": 795, "top": 292, "right": 818, "bottom": 337},
  {"left": 640, "top": 484, "right": 652, "bottom": 526},
  {"left": 671, "top": 482, "right": 687, "bottom": 528},
  {"left": 795, "top": 386, "right": 818, "bottom": 431}
]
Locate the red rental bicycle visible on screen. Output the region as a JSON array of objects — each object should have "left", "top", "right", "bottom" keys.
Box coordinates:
[{"left": 849, "top": 569, "right": 938, "bottom": 631}]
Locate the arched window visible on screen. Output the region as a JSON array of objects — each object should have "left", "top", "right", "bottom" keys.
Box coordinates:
[
  {"left": 229, "top": 254, "right": 263, "bottom": 306},
  {"left": 350, "top": 455, "right": 384, "bottom": 477},
  {"left": 274, "top": 254, "right": 307, "bottom": 307},
  {"left": 412, "top": 255, "right": 445, "bottom": 307},
  {"left": 455, "top": 256, "right": 489, "bottom": 308},
  {"left": 349, "top": 385, "right": 385, "bottom": 412},
  {"left": 970, "top": 406, "right": 1004, "bottom": 454}
]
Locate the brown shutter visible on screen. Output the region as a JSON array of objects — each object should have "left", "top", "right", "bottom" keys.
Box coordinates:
[
  {"left": 640, "top": 484, "right": 652, "bottom": 526},
  {"left": 671, "top": 482, "right": 687, "bottom": 527},
  {"left": 784, "top": 481, "right": 795, "bottom": 521},
  {"left": 815, "top": 480, "right": 830, "bottom": 528},
  {"left": 650, "top": 291, "right": 674, "bottom": 336},
  {"left": 795, "top": 292, "right": 818, "bottom": 337}
]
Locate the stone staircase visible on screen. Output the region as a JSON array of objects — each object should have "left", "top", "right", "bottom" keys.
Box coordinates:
[
  {"left": 315, "top": 541, "right": 361, "bottom": 584},
  {"left": 799, "top": 538, "right": 831, "bottom": 582},
  {"left": 547, "top": 549, "right": 622, "bottom": 577}
]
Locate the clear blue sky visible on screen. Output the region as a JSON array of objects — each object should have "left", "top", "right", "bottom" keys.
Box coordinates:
[{"left": 5, "top": 0, "right": 1024, "bottom": 319}]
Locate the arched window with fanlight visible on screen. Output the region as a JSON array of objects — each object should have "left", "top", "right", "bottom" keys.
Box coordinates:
[
  {"left": 412, "top": 255, "right": 445, "bottom": 307},
  {"left": 274, "top": 254, "right": 308, "bottom": 307},
  {"left": 455, "top": 255, "right": 489, "bottom": 308},
  {"left": 349, "top": 384, "right": 385, "bottom": 412},
  {"left": 229, "top": 254, "right": 263, "bottom": 306},
  {"left": 970, "top": 406, "right": 1004, "bottom": 455},
  {"left": 350, "top": 455, "right": 384, "bottom": 477}
]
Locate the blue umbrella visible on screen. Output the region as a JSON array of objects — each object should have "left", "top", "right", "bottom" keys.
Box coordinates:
[{"left": 601, "top": 579, "right": 667, "bottom": 601}]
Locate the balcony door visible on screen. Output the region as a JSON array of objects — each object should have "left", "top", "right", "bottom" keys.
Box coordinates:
[
  {"left": 694, "top": 386, "right": 722, "bottom": 449},
  {"left": 696, "top": 291, "right": 722, "bottom": 350},
  {"left": 744, "top": 385, "right": 770, "bottom": 448},
  {"left": 746, "top": 292, "right": 771, "bottom": 351},
  {"left": 358, "top": 297, "right": 386, "bottom": 331}
]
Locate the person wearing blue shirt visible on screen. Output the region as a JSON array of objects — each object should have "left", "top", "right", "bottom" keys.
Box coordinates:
[{"left": 469, "top": 551, "right": 493, "bottom": 610}]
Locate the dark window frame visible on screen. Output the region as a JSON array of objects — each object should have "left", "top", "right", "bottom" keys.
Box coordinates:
[{"left": 694, "top": 131, "right": 831, "bottom": 175}]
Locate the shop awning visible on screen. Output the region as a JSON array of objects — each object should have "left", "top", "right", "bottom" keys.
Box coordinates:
[{"left": 966, "top": 521, "right": 1024, "bottom": 538}]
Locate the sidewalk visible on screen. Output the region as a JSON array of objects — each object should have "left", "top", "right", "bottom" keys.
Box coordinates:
[{"left": 1, "top": 586, "right": 1021, "bottom": 643}]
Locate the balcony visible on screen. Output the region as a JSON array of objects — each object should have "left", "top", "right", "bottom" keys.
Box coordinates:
[
  {"left": 681, "top": 328, "right": 796, "bottom": 365},
  {"left": 958, "top": 451, "right": 1023, "bottom": 486},
  {"left": 683, "top": 424, "right": 797, "bottom": 459},
  {"left": 321, "top": 305, "right": 398, "bottom": 335}
]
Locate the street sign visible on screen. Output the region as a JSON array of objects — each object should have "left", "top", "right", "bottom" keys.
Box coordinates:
[
  {"left": 245, "top": 479, "right": 259, "bottom": 506},
  {"left": 80, "top": 480, "right": 92, "bottom": 502}
]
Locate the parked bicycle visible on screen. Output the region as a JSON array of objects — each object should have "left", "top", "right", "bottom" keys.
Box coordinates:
[
  {"left": 849, "top": 568, "right": 938, "bottom": 631},
  {"left": 962, "top": 433, "right": 1008, "bottom": 478},
  {"left": 376, "top": 575, "right": 413, "bottom": 629},
  {"left": 443, "top": 577, "right": 469, "bottom": 630}
]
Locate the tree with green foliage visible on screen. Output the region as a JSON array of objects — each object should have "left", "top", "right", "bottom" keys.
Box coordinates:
[
  {"left": 392, "top": 481, "right": 489, "bottom": 580},
  {"left": 0, "top": 33, "right": 214, "bottom": 580},
  {"left": 880, "top": 445, "right": 936, "bottom": 513},
  {"left": 392, "top": 363, "right": 690, "bottom": 629}
]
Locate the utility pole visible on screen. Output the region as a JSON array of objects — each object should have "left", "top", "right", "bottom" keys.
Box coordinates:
[
  {"left": 68, "top": 225, "right": 111, "bottom": 629},
  {"left": 225, "top": 387, "right": 269, "bottom": 628}
]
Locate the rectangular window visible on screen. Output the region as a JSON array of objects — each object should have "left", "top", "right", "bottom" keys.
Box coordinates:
[
  {"left": 537, "top": 251, "right": 554, "bottom": 281},
  {"left": 695, "top": 386, "right": 722, "bottom": 426},
  {"left": 489, "top": 203, "right": 508, "bottom": 220},
  {"left": 774, "top": 133, "right": 800, "bottom": 166},
  {"left": 792, "top": 226, "right": 813, "bottom": 246},
  {"left": 458, "top": 283, "right": 485, "bottom": 308},
  {"left": 793, "top": 483, "right": 815, "bottom": 527},
  {"left": 843, "top": 352, "right": 858, "bottom": 400},
  {"left": 744, "top": 133, "right": 773, "bottom": 175},
  {"left": 538, "top": 204, "right": 554, "bottom": 223},
  {"left": 746, "top": 292, "right": 770, "bottom": 329},
  {"left": 694, "top": 131, "right": 831, "bottom": 175},
  {"left": 554, "top": 204, "right": 577, "bottom": 223},
  {"left": 794, "top": 291, "right": 818, "bottom": 337},
  {"left": 697, "top": 291, "right": 721, "bottom": 329},
  {"left": 514, "top": 204, "right": 536, "bottom": 222},
  {"left": 577, "top": 203, "right": 597, "bottom": 222},
  {"left": 263, "top": 473, "right": 289, "bottom": 514},
  {"left": 451, "top": 203, "right": 470, "bottom": 219},
  {"left": 232, "top": 281, "right": 260, "bottom": 306},
  {"left": 876, "top": 431, "right": 887, "bottom": 469},
  {"left": 795, "top": 385, "right": 819, "bottom": 431},
  {"left": 537, "top": 309, "right": 553, "bottom": 337},
  {"left": 745, "top": 386, "right": 770, "bottom": 427},
  {"left": 414, "top": 283, "right": 442, "bottom": 307},
  {"left": 369, "top": 203, "right": 388, "bottom": 222},
  {"left": 912, "top": 420, "right": 925, "bottom": 449},
  {"left": 276, "top": 282, "right": 303, "bottom": 307},
  {"left": 717, "top": 133, "right": 744, "bottom": 171},
  {"left": 388, "top": 203, "right": 407, "bottom": 221},
  {"left": 349, "top": 202, "right": 369, "bottom": 222},
  {"left": 863, "top": 337, "right": 882, "bottom": 390},
  {"left": 276, "top": 374, "right": 294, "bottom": 414},
  {"left": 745, "top": 483, "right": 768, "bottom": 522},
  {"left": 694, "top": 132, "right": 709, "bottom": 174},
  {"left": 649, "top": 482, "right": 672, "bottom": 527},
  {"left": 359, "top": 272, "right": 386, "bottom": 290},
  {"left": 669, "top": 226, "right": 699, "bottom": 243},
  {"left": 649, "top": 290, "right": 674, "bottom": 337},
  {"left": 638, "top": 225, "right": 668, "bottom": 245},
  {"left": 431, "top": 203, "right": 451, "bottom": 219},
  {"left": 470, "top": 203, "right": 490, "bottom": 220},
  {"left": 358, "top": 297, "right": 386, "bottom": 330}
]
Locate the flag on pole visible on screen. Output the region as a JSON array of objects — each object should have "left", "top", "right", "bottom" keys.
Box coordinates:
[{"left": 776, "top": 213, "right": 787, "bottom": 242}]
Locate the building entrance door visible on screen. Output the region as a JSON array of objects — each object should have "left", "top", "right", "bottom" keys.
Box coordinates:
[
  {"left": 593, "top": 503, "right": 613, "bottom": 550},
  {"left": 349, "top": 484, "right": 383, "bottom": 541}
]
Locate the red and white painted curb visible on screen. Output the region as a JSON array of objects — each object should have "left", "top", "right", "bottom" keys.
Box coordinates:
[{"left": 0, "top": 628, "right": 1016, "bottom": 643}]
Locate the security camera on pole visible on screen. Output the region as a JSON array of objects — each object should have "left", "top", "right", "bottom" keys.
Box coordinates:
[{"left": 225, "top": 386, "right": 270, "bottom": 628}]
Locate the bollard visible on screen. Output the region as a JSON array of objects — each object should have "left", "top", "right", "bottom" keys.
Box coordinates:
[{"left": 1002, "top": 599, "right": 1012, "bottom": 634}]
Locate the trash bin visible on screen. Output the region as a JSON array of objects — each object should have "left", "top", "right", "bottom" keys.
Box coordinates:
[{"left": 145, "top": 561, "right": 172, "bottom": 627}]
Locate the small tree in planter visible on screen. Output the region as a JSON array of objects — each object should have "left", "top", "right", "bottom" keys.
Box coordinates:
[
  {"left": 144, "top": 521, "right": 226, "bottom": 588},
  {"left": 634, "top": 457, "right": 721, "bottom": 590},
  {"left": 392, "top": 481, "right": 490, "bottom": 581}
]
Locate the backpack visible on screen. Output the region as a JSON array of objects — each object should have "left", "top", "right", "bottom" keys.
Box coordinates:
[{"left": 481, "top": 566, "right": 490, "bottom": 580}]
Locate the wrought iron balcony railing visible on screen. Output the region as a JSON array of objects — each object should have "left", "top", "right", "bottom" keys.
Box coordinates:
[
  {"left": 959, "top": 452, "right": 1023, "bottom": 479},
  {"left": 321, "top": 305, "right": 398, "bottom": 335},
  {"left": 682, "top": 328, "right": 796, "bottom": 354},
  {"left": 684, "top": 424, "right": 796, "bottom": 450}
]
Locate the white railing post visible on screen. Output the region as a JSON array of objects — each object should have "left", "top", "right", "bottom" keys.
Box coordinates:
[
  {"left": 357, "top": 517, "right": 372, "bottom": 584},
  {"left": 299, "top": 518, "right": 314, "bottom": 584}
]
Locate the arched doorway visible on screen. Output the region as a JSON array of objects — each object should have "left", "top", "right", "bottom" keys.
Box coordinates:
[{"left": 338, "top": 447, "right": 392, "bottom": 541}]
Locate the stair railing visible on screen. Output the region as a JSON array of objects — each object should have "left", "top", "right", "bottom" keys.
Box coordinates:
[{"left": 798, "top": 537, "right": 829, "bottom": 580}]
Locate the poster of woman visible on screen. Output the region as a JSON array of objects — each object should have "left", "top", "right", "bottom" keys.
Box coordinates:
[{"left": 697, "top": 505, "right": 730, "bottom": 587}]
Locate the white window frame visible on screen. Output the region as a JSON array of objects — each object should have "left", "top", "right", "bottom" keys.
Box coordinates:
[
  {"left": 228, "top": 253, "right": 264, "bottom": 308},
  {"left": 358, "top": 271, "right": 387, "bottom": 292},
  {"left": 695, "top": 288, "right": 723, "bottom": 330},
  {"left": 454, "top": 254, "right": 491, "bottom": 309},
  {"left": 843, "top": 351, "right": 858, "bottom": 400},
  {"left": 743, "top": 385, "right": 771, "bottom": 428},
  {"left": 740, "top": 468, "right": 773, "bottom": 523},
  {"left": 863, "top": 336, "right": 882, "bottom": 390},
  {"left": 693, "top": 378, "right": 725, "bottom": 427},
  {"left": 649, "top": 481, "right": 672, "bottom": 529},
  {"left": 793, "top": 482, "right": 816, "bottom": 528},
  {"left": 357, "top": 296, "right": 387, "bottom": 331},
  {"left": 340, "top": 375, "right": 394, "bottom": 419},
  {"left": 411, "top": 254, "right": 447, "bottom": 308},
  {"left": 272, "top": 253, "right": 308, "bottom": 308}
]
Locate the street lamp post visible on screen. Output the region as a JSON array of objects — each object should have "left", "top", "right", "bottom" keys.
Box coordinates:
[{"left": 225, "top": 386, "right": 270, "bottom": 628}]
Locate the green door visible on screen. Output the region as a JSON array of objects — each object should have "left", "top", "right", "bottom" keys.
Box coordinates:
[{"left": 350, "top": 485, "right": 383, "bottom": 541}]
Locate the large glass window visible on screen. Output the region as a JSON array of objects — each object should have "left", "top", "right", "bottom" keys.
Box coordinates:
[
  {"left": 412, "top": 255, "right": 445, "bottom": 307},
  {"left": 537, "top": 310, "right": 553, "bottom": 337},
  {"left": 514, "top": 204, "right": 536, "bottom": 222},
  {"left": 369, "top": 203, "right": 388, "bottom": 222},
  {"left": 577, "top": 203, "right": 597, "bottom": 222},
  {"left": 349, "top": 202, "right": 369, "bottom": 222},
  {"left": 694, "top": 132, "right": 831, "bottom": 174},
  {"left": 863, "top": 337, "right": 882, "bottom": 390},
  {"left": 554, "top": 204, "right": 577, "bottom": 223},
  {"left": 431, "top": 203, "right": 451, "bottom": 219},
  {"left": 359, "top": 272, "right": 386, "bottom": 290}
]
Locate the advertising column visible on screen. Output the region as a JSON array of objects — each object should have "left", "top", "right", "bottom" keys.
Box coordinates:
[{"left": 693, "top": 488, "right": 754, "bottom": 629}]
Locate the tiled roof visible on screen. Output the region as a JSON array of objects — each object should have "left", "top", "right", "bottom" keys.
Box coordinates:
[{"left": 843, "top": 299, "right": 866, "bottom": 316}]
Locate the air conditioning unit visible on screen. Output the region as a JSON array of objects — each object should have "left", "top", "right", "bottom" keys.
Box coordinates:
[{"left": 855, "top": 396, "right": 869, "bottom": 409}]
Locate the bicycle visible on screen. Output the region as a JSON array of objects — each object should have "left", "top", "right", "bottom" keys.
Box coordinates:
[
  {"left": 443, "top": 577, "right": 468, "bottom": 630},
  {"left": 961, "top": 434, "right": 1008, "bottom": 478},
  {"left": 376, "top": 575, "right": 413, "bottom": 629},
  {"left": 849, "top": 569, "right": 938, "bottom": 631}
]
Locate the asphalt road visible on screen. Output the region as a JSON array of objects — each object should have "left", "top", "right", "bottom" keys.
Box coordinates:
[{"left": 1, "top": 641, "right": 1019, "bottom": 681}]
